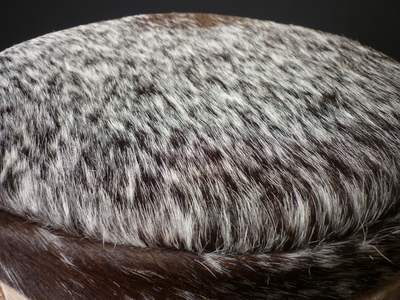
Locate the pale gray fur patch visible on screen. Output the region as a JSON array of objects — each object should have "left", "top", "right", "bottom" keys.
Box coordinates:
[{"left": 0, "top": 13, "right": 400, "bottom": 256}]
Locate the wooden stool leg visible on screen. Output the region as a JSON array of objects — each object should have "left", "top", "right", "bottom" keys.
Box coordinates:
[
  {"left": 0, "top": 282, "right": 29, "bottom": 300},
  {"left": 354, "top": 273, "right": 400, "bottom": 300}
]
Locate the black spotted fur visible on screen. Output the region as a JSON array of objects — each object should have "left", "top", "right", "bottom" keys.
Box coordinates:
[{"left": 0, "top": 13, "right": 400, "bottom": 299}]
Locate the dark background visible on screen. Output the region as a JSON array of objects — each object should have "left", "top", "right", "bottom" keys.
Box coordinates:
[{"left": 1, "top": 0, "right": 399, "bottom": 61}]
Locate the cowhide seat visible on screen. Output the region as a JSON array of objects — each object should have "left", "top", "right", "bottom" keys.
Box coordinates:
[{"left": 0, "top": 13, "right": 400, "bottom": 299}]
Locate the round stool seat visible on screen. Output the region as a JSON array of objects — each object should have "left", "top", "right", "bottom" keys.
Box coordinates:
[{"left": 0, "top": 13, "right": 399, "bottom": 299}]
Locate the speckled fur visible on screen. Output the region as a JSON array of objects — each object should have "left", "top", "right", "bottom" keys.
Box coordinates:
[{"left": 0, "top": 13, "right": 400, "bottom": 299}]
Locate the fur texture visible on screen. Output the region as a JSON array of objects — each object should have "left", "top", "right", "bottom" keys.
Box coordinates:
[{"left": 0, "top": 13, "right": 400, "bottom": 299}]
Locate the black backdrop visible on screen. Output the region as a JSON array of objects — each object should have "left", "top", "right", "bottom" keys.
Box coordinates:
[{"left": 1, "top": 0, "right": 399, "bottom": 61}]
